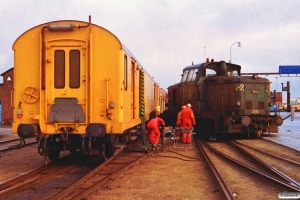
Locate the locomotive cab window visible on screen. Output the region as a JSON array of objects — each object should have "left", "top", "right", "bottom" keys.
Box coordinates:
[
  {"left": 199, "top": 68, "right": 216, "bottom": 78},
  {"left": 192, "top": 69, "right": 198, "bottom": 81},
  {"left": 181, "top": 70, "right": 188, "bottom": 82},
  {"left": 228, "top": 70, "right": 239, "bottom": 76},
  {"left": 206, "top": 68, "right": 216, "bottom": 76},
  {"left": 186, "top": 69, "right": 198, "bottom": 81}
]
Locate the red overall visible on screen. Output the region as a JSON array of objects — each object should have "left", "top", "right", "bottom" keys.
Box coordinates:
[
  {"left": 175, "top": 106, "right": 186, "bottom": 141},
  {"left": 176, "top": 111, "right": 182, "bottom": 127},
  {"left": 146, "top": 117, "right": 165, "bottom": 145},
  {"left": 180, "top": 107, "right": 196, "bottom": 143}
]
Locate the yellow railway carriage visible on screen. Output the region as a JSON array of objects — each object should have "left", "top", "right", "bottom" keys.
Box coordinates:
[{"left": 12, "top": 16, "right": 166, "bottom": 162}]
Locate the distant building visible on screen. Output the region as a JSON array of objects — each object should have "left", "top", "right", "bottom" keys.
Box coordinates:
[
  {"left": 0, "top": 68, "right": 13, "bottom": 124},
  {"left": 270, "top": 91, "right": 282, "bottom": 104}
]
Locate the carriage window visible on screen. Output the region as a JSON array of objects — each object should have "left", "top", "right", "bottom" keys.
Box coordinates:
[
  {"left": 54, "top": 50, "right": 65, "bottom": 88},
  {"left": 124, "top": 55, "right": 128, "bottom": 91},
  {"left": 69, "top": 50, "right": 80, "bottom": 88},
  {"left": 181, "top": 70, "right": 188, "bottom": 82}
]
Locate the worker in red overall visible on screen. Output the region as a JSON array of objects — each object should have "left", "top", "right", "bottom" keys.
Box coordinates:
[
  {"left": 176, "top": 105, "right": 186, "bottom": 126},
  {"left": 146, "top": 116, "right": 165, "bottom": 148},
  {"left": 149, "top": 105, "right": 160, "bottom": 120},
  {"left": 181, "top": 103, "right": 196, "bottom": 143},
  {"left": 175, "top": 105, "right": 186, "bottom": 141}
]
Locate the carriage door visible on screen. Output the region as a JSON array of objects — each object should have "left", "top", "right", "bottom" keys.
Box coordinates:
[
  {"left": 131, "top": 61, "right": 136, "bottom": 119},
  {"left": 46, "top": 40, "right": 87, "bottom": 122}
]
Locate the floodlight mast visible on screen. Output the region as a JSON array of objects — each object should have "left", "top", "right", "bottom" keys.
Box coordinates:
[{"left": 229, "top": 42, "right": 241, "bottom": 63}]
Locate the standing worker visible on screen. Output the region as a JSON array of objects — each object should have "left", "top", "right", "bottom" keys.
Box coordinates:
[
  {"left": 181, "top": 103, "right": 196, "bottom": 143},
  {"left": 146, "top": 116, "right": 165, "bottom": 149},
  {"left": 175, "top": 105, "right": 186, "bottom": 141},
  {"left": 149, "top": 105, "right": 160, "bottom": 120}
]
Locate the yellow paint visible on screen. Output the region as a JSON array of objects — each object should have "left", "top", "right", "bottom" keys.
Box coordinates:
[{"left": 12, "top": 20, "right": 166, "bottom": 136}]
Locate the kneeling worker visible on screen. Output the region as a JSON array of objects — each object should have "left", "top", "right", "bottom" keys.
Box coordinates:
[
  {"left": 149, "top": 105, "right": 160, "bottom": 120},
  {"left": 146, "top": 116, "right": 165, "bottom": 148}
]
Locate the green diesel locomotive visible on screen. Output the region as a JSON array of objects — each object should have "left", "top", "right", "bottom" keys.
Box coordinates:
[{"left": 161, "top": 60, "right": 283, "bottom": 139}]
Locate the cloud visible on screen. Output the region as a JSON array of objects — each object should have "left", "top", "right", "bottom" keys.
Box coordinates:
[{"left": 1, "top": 0, "right": 300, "bottom": 95}]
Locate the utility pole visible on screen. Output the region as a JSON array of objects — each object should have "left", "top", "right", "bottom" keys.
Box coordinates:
[{"left": 281, "top": 81, "right": 291, "bottom": 112}]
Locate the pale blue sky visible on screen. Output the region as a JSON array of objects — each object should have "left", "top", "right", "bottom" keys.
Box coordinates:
[{"left": 1, "top": 0, "right": 300, "bottom": 99}]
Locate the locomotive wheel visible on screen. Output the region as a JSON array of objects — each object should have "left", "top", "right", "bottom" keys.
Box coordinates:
[
  {"left": 256, "top": 129, "right": 262, "bottom": 138},
  {"left": 198, "top": 120, "right": 213, "bottom": 140},
  {"left": 207, "top": 121, "right": 216, "bottom": 140},
  {"left": 247, "top": 126, "right": 257, "bottom": 138}
]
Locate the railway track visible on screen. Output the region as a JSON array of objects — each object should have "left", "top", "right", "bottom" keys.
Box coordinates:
[
  {"left": 0, "top": 152, "right": 101, "bottom": 198},
  {"left": 0, "top": 146, "right": 148, "bottom": 199},
  {"left": 0, "top": 137, "right": 37, "bottom": 152},
  {"left": 195, "top": 138, "right": 300, "bottom": 199},
  {"left": 1, "top": 132, "right": 300, "bottom": 199},
  {"left": 232, "top": 140, "right": 300, "bottom": 166},
  {"left": 51, "top": 150, "right": 148, "bottom": 199}
]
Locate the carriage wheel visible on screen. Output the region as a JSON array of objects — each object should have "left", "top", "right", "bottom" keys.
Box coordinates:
[
  {"left": 48, "top": 141, "right": 61, "bottom": 162},
  {"left": 48, "top": 148, "right": 60, "bottom": 162},
  {"left": 105, "top": 142, "right": 115, "bottom": 158},
  {"left": 99, "top": 142, "right": 107, "bottom": 162}
]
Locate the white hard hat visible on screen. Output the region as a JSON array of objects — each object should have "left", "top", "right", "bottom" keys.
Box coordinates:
[{"left": 187, "top": 103, "right": 191, "bottom": 107}]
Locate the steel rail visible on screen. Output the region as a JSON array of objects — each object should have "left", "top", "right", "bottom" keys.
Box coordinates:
[
  {"left": 0, "top": 140, "right": 37, "bottom": 152},
  {"left": 228, "top": 140, "right": 300, "bottom": 189},
  {"left": 202, "top": 140, "right": 300, "bottom": 192},
  {"left": 232, "top": 140, "right": 300, "bottom": 166},
  {"left": 0, "top": 138, "right": 20, "bottom": 144},
  {"left": 0, "top": 165, "right": 49, "bottom": 191},
  {"left": 50, "top": 154, "right": 117, "bottom": 200},
  {"left": 0, "top": 162, "right": 80, "bottom": 196},
  {"left": 195, "top": 139, "right": 236, "bottom": 200},
  {"left": 52, "top": 152, "right": 149, "bottom": 200}
]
